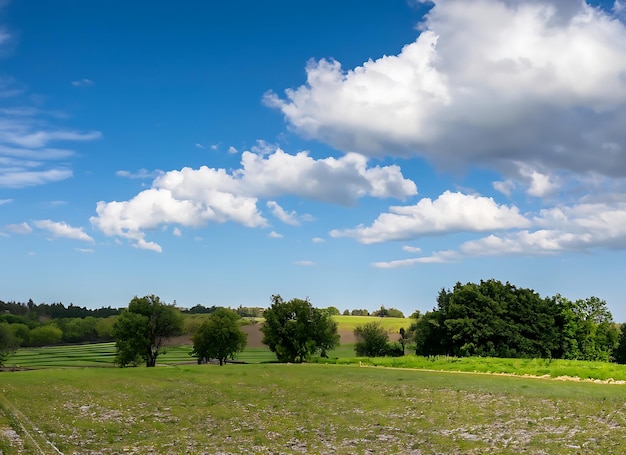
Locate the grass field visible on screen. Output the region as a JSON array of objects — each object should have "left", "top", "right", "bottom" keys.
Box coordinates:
[{"left": 2, "top": 363, "right": 626, "bottom": 454}]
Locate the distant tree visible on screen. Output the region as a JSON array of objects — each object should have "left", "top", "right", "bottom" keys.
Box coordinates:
[
  {"left": 261, "top": 295, "right": 340, "bottom": 363},
  {"left": 409, "top": 310, "right": 422, "bottom": 319},
  {"left": 372, "top": 306, "right": 405, "bottom": 318},
  {"left": 354, "top": 321, "right": 389, "bottom": 357},
  {"left": 28, "top": 324, "right": 63, "bottom": 347},
  {"left": 386, "top": 308, "right": 405, "bottom": 318},
  {"left": 0, "top": 322, "right": 19, "bottom": 367},
  {"left": 324, "top": 306, "right": 341, "bottom": 316},
  {"left": 342, "top": 309, "right": 350, "bottom": 316},
  {"left": 351, "top": 309, "right": 370, "bottom": 316},
  {"left": 112, "top": 295, "right": 183, "bottom": 367},
  {"left": 191, "top": 308, "right": 247, "bottom": 365}
]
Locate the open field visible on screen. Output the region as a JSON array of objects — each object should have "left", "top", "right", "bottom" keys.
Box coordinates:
[{"left": 2, "top": 364, "right": 626, "bottom": 454}]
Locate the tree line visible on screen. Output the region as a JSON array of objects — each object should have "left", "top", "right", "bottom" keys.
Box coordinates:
[{"left": 4, "top": 280, "right": 626, "bottom": 368}]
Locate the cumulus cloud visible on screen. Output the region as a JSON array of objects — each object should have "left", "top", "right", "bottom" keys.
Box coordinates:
[
  {"left": 91, "top": 146, "right": 416, "bottom": 251},
  {"left": 331, "top": 191, "right": 529, "bottom": 244},
  {"left": 34, "top": 219, "right": 94, "bottom": 242},
  {"left": 268, "top": 231, "right": 283, "bottom": 239},
  {"left": 312, "top": 237, "right": 325, "bottom": 243},
  {"left": 266, "top": 0, "right": 626, "bottom": 178},
  {"left": 373, "top": 196, "right": 626, "bottom": 266}
]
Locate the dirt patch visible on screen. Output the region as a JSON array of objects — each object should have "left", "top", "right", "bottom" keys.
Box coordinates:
[
  {"left": 241, "top": 323, "right": 265, "bottom": 348},
  {"left": 241, "top": 324, "right": 358, "bottom": 348}
]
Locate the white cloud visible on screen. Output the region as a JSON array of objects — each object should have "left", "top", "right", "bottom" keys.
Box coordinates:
[
  {"left": 268, "top": 231, "right": 283, "bottom": 239},
  {"left": 402, "top": 245, "right": 421, "bottom": 253},
  {"left": 267, "top": 201, "right": 300, "bottom": 226},
  {"left": 172, "top": 227, "right": 182, "bottom": 237},
  {"left": 372, "top": 251, "right": 458, "bottom": 268},
  {"left": 76, "top": 248, "right": 94, "bottom": 253},
  {"left": 195, "top": 143, "right": 205, "bottom": 149},
  {"left": 375, "top": 196, "right": 626, "bottom": 266},
  {"left": 331, "top": 190, "right": 529, "bottom": 244},
  {"left": 71, "top": 79, "right": 94, "bottom": 87},
  {"left": 267, "top": 0, "right": 626, "bottom": 179},
  {"left": 312, "top": 237, "right": 325, "bottom": 243},
  {"left": 0, "top": 198, "right": 12, "bottom": 205},
  {"left": 228, "top": 146, "right": 238, "bottom": 154},
  {"left": 92, "top": 146, "right": 416, "bottom": 251},
  {"left": 4, "top": 222, "right": 32, "bottom": 234},
  {"left": 34, "top": 219, "right": 94, "bottom": 243}
]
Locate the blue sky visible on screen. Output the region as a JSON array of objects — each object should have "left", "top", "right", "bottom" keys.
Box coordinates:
[{"left": 2, "top": 0, "right": 626, "bottom": 319}]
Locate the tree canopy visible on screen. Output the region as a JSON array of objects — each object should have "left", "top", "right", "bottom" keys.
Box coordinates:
[
  {"left": 112, "top": 295, "right": 183, "bottom": 367},
  {"left": 191, "top": 308, "right": 247, "bottom": 365},
  {"left": 354, "top": 321, "right": 389, "bottom": 357},
  {"left": 261, "top": 295, "right": 340, "bottom": 363},
  {"left": 413, "top": 280, "right": 618, "bottom": 361}
]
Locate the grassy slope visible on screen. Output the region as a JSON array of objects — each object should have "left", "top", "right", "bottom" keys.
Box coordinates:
[{"left": 2, "top": 364, "right": 626, "bottom": 454}]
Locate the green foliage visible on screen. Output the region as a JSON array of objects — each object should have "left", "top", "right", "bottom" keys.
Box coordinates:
[
  {"left": 324, "top": 306, "right": 341, "bottom": 316},
  {"left": 0, "top": 322, "right": 19, "bottom": 366},
  {"left": 350, "top": 309, "right": 370, "bottom": 316},
  {"left": 261, "top": 295, "right": 339, "bottom": 363},
  {"left": 112, "top": 295, "right": 183, "bottom": 367},
  {"left": 354, "top": 321, "right": 389, "bottom": 357},
  {"left": 415, "top": 280, "right": 616, "bottom": 361},
  {"left": 28, "top": 324, "right": 63, "bottom": 347},
  {"left": 614, "top": 324, "right": 626, "bottom": 364},
  {"left": 372, "top": 305, "right": 405, "bottom": 318},
  {"left": 191, "top": 308, "right": 247, "bottom": 365}
]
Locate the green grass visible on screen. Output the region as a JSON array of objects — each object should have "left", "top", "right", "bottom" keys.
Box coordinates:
[
  {"left": 6, "top": 343, "right": 278, "bottom": 369},
  {"left": 2, "top": 364, "right": 626, "bottom": 454},
  {"left": 312, "top": 354, "right": 626, "bottom": 382},
  {"left": 332, "top": 315, "right": 412, "bottom": 333}
]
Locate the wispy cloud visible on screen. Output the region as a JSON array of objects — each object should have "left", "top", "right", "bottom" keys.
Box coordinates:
[
  {"left": 34, "top": 219, "right": 94, "bottom": 243},
  {"left": 4, "top": 222, "right": 32, "bottom": 234},
  {"left": 116, "top": 168, "right": 163, "bottom": 179},
  {"left": 71, "top": 78, "right": 94, "bottom": 87},
  {"left": 294, "top": 260, "right": 315, "bottom": 266},
  {"left": 268, "top": 231, "right": 283, "bottom": 239},
  {"left": 0, "top": 198, "right": 12, "bottom": 205}
]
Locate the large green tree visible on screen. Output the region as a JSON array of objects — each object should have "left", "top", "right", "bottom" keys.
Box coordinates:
[
  {"left": 261, "top": 295, "right": 339, "bottom": 363},
  {"left": 112, "top": 295, "right": 183, "bottom": 367},
  {"left": 191, "top": 308, "right": 247, "bottom": 365}
]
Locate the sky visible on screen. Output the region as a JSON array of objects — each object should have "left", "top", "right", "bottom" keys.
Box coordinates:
[{"left": 2, "top": 0, "right": 626, "bottom": 319}]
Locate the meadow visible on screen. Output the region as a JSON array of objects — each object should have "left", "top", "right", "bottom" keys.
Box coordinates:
[
  {"left": 2, "top": 363, "right": 626, "bottom": 454},
  {"left": 3, "top": 316, "right": 626, "bottom": 453}
]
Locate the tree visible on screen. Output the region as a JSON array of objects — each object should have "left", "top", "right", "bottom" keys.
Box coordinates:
[
  {"left": 261, "top": 295, "right": 339, "bottom": 363},
  {"left": 192, "top": 308, "right": 247, "bottom": 365},
  {"left": 354, "top": 321, "right": 389, "bottom": 357},
  {"left": 0, "top": 323, "right": 19, "bottom": 367},
  {"left": 112, "top": 295, "right": 183, "bottom": 367},
  {"left": 614, "top": 324, "right": 626, "bottom": 364}
]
